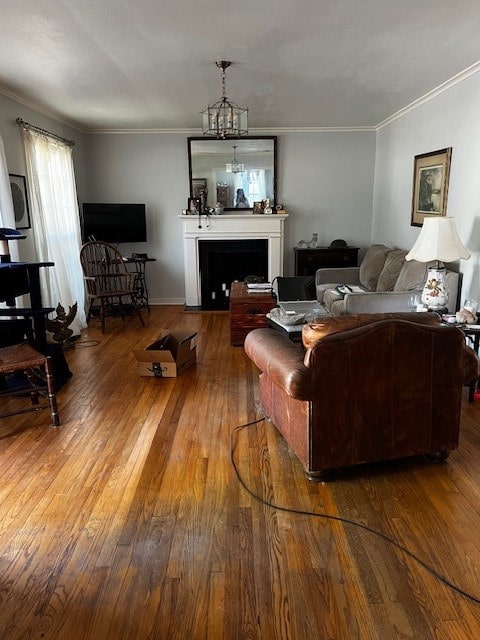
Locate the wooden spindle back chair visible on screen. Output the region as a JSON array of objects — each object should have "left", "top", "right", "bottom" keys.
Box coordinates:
[{"left": 80, "top": 241, "right": 145, "bottom": 334}]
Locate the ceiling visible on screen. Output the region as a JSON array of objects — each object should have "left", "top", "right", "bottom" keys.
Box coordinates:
[{"left": 1, "top": 0, "right": 480, "bottom": 132}]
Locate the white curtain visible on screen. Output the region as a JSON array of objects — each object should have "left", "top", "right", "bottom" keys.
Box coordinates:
[
  {"left": 20, "top": 128, "right": 86, "bottom": 335},
  {"left": 0, "top": 134, "right": 19, "bottom": 261}
]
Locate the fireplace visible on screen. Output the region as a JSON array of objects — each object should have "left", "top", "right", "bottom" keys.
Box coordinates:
[
  {"left": 179, "top": 213, "right": 287, "bottom": 309},
  {"left": 199, "top": 239, "right": 268, "bottom": 310}
]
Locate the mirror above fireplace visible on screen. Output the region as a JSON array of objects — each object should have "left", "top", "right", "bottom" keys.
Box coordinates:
[{"left": 188, "top": 136, "right": 277, "bottom": 212}]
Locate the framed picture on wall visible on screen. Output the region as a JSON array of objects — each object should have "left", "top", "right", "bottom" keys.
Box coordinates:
[
  {"left": 9, "top": 173, "right": 31, "bottom": 229},
  {"left": 411, "top": 147, "right": 452, "bottom": 227}
]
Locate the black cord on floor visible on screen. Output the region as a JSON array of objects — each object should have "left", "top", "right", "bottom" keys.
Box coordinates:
[{"left": 230, "top": 418, "right": 480, "bottom": 605}]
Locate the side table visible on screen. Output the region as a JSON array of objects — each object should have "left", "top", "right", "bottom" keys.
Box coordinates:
[
  {"left": 230, "top": 282, "right": 276, "bottom": 346},
  {"left": 461, "top": 325, "right": 480, "bottom": 402},
  {"left": 124, "top": 256, "right": 156, "bottom": 312}
]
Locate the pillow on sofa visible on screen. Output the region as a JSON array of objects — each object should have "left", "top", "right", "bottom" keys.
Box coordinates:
[
  {"left": 393, "top": 259, "right": 429, "bottom": 292},
  {"left": 359, "top": 245, "right": 392, "bottom": 291},
  {"left": 302, "top": 312, "right": 440, "bottom": 351},
  {"left": 376, "top": 250, "right": 408, "bottom": 291}
]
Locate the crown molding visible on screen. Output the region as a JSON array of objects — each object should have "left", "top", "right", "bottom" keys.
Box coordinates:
[
  {"left": 86, "top": 125, "right": 376, "bottom": 135},
  {"left": 0, "top": 84, "right": 87, "bottom": 132},
  {"left": 376, "top": 59, "right": 480, "bottom": 130},
  {"left": 2, "top": 59, "right": 480, "bottom": 135}
]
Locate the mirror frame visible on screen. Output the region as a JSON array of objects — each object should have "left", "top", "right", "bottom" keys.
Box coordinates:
[{"left": 188, "top": 135, "right": 277, "bottom": 212}]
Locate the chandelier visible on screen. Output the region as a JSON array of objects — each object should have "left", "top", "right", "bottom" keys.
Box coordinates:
[
  {"left": 202, "top": 61, "right": 248, "bottom": 138},
  {"left": 226, "top": 145, "right": 245, "bottom": 173}
]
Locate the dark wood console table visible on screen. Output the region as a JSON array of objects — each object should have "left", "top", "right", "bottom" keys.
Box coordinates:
[{"left": 294, "top": 246, "right": 359, "bottom": 276}]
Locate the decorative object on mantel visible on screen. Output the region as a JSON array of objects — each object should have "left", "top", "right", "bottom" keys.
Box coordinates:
[
  {"left": 263, "top": 199, "right": 273, "bottom": 214},
  {"left": 411, "top": 147, "right": 452, "bottom": 227},
  {"left": 201, "top": 61, "right": 248, "bottom": 138},
  {"left": 187, "top": 197, "right": 201, "bottom": 214},
  {"left": 225, "top": 145, "right": 245, "bottom": 174},
  {"left": 406, "top": 216, "right": 470, "bottom": 311},
  {"left": 46, "top": 302, "right": 78, "bottom": 350}
]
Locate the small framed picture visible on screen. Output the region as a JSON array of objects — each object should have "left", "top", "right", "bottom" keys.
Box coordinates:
[
  {"left": 188, "top": 197, "right": 201, "bottom": 214},
  {"left": 411, "top": 148, "right": 452, "bottom": 227},
  {"left": 253, "top": 201, "right": 263, "bottom": 214},
  {"left": 9, "top": 174, "right": 31, "bottom": 229}
]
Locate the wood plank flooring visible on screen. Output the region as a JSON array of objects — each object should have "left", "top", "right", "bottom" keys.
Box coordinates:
[{"left": 0, "top": 306, "right": 480, "bottom": 639}]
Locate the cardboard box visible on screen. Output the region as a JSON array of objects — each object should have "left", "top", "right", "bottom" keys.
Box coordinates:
[{"left": 133, "top": 330, "right": 197, "bottom": 377}]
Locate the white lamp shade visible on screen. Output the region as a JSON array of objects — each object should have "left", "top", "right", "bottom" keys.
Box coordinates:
[{"left": 405, "top": 217, "right": 470, "bottom": 262}]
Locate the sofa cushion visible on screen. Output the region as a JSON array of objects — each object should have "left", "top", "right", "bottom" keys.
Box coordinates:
[
  {"left": 376, "top": 250, "right": 408, "bottom": 291},
  {"left": 393, "top": 259, "right": 428, "bottom": 292},
  {"left": 358, "top": 244, "right": 392, "bottom": 290},
  {"left": 302, "top": 312, "right": 440, "bottom": 351}
]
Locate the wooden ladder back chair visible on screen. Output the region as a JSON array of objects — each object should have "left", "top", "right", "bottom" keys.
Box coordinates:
[
  {"left": 80, "top": 241, "right": 145, "bottom": 334},
  {"left": 0, "top": 343, "right": 59, "bottom": 427}
]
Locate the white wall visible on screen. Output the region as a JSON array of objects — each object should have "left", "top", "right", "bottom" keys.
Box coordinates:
[
  {"left": 280, "top": 131, "right": 376, "bottom": 271},
  {"left": 84, "top": 130, "right": 376, "bottom": 302},
  {"left": 0, "top": 87, "right": 377, "bottom": 304},
  {"left": 373, "top": 70, "right": 480, "bottom": 304},
  {"left": 83, "top": 133, "right": 189, "bottom": 304},
  {"left": 4, "top": 67, "right": 479, "bottom": 307}
]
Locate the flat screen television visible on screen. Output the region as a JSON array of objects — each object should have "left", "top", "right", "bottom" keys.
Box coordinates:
[{"left": 81, "top": 203, "right": 147, "bottom": 243}]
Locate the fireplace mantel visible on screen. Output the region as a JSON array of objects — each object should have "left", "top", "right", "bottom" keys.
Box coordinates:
[{"left": 179, "top": 214, "right": 288, "bottom": 307}]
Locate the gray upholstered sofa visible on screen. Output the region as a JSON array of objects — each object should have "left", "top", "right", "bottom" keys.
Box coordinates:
[{"left": 316, "top": 244, "right": 460, "bottom": 315}]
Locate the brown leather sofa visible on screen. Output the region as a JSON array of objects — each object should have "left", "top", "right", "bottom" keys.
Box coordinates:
[{"left": 244, "top": 313, "right": 479, "bottom": 479}]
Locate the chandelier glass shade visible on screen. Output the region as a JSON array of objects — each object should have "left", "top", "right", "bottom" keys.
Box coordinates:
[
  {"left": 202, "top": 61, "right": 248, "bottom": 138},
  {"left": 225, "top": 145, "right": 245, "bottom": 173}
]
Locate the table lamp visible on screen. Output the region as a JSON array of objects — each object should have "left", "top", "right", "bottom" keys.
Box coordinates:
[{"left": 405, "top": 217, "right": 470, "bottom": 311}]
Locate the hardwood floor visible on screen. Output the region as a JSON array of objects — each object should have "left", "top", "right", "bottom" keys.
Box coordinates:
[{"left": 0, "top": 306, "right": 480, "bottom": 639}]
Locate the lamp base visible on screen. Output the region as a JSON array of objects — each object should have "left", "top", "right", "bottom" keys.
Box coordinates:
[
  {"left": 421, "top": 267, "right": 449, "bottom": 312},
  {"left": 427, "top": 307, "right": 448, "bottom": 316}
]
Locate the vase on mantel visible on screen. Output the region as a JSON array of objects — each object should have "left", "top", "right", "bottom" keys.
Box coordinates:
[{"left": 309, "top": 233, "right": 318, "bottom": 248}]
